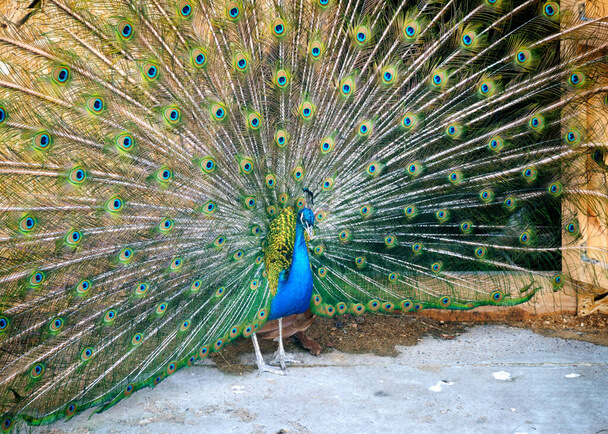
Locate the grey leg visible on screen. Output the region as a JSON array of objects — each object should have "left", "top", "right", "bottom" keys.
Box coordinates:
[
  {"left": 269, "top": 318, "right": 301, "bottom": 370},
  {"left": 252, "top": 332, "right": 285, "bottom": 376}
]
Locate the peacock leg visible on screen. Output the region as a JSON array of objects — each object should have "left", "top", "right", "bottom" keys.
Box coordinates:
[
  {"left": 251, "top": 332, "right": 285, "bottom": 376},
  {"left": 269, "top": 317, "right": 302, "bottom": 370}
]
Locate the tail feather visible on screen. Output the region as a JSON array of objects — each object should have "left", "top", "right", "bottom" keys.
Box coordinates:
[{"left": 0, "top": 0, "right": 606, "bottom": 428}]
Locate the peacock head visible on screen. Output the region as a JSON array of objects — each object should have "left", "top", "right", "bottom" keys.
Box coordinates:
[{"left": 298, "top": 208, "right": 315, "bottom": 240}]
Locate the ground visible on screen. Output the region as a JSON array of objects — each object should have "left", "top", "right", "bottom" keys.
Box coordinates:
[
  {"left": 35, "top": 314, "right": 608, "bottom": 433},
  {"left": 211, "top": 312, "right": 608, "bottom": 374}
]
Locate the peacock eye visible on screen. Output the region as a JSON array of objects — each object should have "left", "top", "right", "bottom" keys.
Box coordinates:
[
  {"left": 544, "top": 2, "right": 559, "bottom": 17},
  {"left": 164, "top": 107, "right": 181, "bottom": 124},
  {"left": 29, "top": 271, "right": 45, "bottom": 286},
  {"left": 19, "top": 215, "right": 37, "bottom": 232},
  {"left": 404, "top": 21, "right": 419, "bottom": 39},
  {"left": 117, "top": 20, "right": 134, "bottom": 40},
  {"left": 293, "top": 166, "right": 304, "bottom": 180},
  {"left": 227, "top": 1, "right": 240, "bottom": 20},
  {"left": 33, "top": 131, "right": 52, "bottom": 151},
  {"left": 49, "top": 317, "right": 64, "bottom": 332},
  {"left": 192, "top": 48, "right": 207, "bottom": 68},
  {"left": 116, "top": 133, "right": 134, "bottom": 152},
  {"left": 142, "top": 62, "right": 159, "bottom": 81},
  {"left": 178, "top": 0, "right": 193, "bottom": 18},
  {"left": 320, "top": 137, "right": 334, "bottom": 154},
  {"left": 354, "top": 25, "right": 370, "bottom": 45},
  {"left": 235, "top": 53, "right": 249, "bottom": 71},
  {"left": 52, "top": 66, "right": 70, "bottom": 84},
  {"left": 106, "top": 197, "right": 124, "bottom": 213},
  {"left": 272, "top": 18, "right": 286, "bottom": 37},
  {"left": 87, "top": 96, "right": 104, "bottom": 114}
]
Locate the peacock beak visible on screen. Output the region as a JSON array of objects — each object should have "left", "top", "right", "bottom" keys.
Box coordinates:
[{"left": 304, "top": 223, "right": 315, "bottom": 240}]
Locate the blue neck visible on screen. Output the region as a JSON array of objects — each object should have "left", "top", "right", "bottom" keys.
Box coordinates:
[{"left": 268, "top": 220, "right": 314, "bottom": 320}]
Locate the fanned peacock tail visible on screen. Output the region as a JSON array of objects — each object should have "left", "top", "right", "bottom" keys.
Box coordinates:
[{"left": 0, "top": 0, "right": 607, "bottom": 428}]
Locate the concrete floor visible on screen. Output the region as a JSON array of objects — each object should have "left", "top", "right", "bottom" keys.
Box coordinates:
[{"left": 39, "top": 326, "right": 608, "bottom": 433}]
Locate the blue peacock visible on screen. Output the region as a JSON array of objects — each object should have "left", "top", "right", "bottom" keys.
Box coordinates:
[{"left": 0, "top": 0, "right": 607, "bottom": 428}]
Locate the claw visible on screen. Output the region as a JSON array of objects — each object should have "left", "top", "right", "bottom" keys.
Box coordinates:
[
  {"left": 256, "top": 360, "right": 286, "bottom": 376},
  {"left": 269, "top": 350, "right": 301, "bottom": 370}
]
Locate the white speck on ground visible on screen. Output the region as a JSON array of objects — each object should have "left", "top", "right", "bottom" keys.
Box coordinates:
[
  {"left": 493, "top": 371, "right": 512, "bottom": 381},
  {"left": 428, "top": 380, "right": 454, "bottom": 392},
  {"left": 565, "top": 373, "right": 581, "bottom": 378},
  {"left": 35, "top": 326, "right": 608, "bottom": 434}
]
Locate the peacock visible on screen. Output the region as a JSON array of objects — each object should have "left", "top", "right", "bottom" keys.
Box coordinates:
[{"left": 0, "top": 0, "right": 607, "bottom": 428}]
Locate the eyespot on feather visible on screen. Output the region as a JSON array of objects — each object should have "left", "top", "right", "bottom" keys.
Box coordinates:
[
  {"left": 106, "top": 196, "right": 124, "bottom": 213},
  {"left": 19, "top": 215, "right": 36, "bottom": 232},
  {"left": 271, "top": 18, "right": 287, "bottom": 38},
  {"left": 52, "top": 66, "right": 70, "bottom": 84},
  {"left": 117, "top": 20, "right": 134, "bottom": 41},
  {"left": 115, "top": 133, "right": 134, "bottom": 152},
  {"left": 33, "top": 131, "right": 52, "bottom": 151},
  {"left": 191, "top": 48, "right": 207, "bottom": 68},
  {"left": 274, "top": 69, "right": 290, "bottom": 88},
  {"left": 234, "top": 52, "right": 249, "bottom": 72},
  {"left": 275, "top": 129, "right": 288, "bottom": 147},
  {"left": 143, "top": 62, "right": 159, "bottom": 81},
  {"left": 200, "top": 157, "right": 217, "bottom": 173},
  {"left": 75, "top": 279, "right": 91, "bottom": 296},
  {"left": 177, "top": 0, "right": 193, "bottom": 18},
  {"left": 309, "top": 40, "right": 325, "bottom": 60},
  {"left": 226, "top": 1, "right": 241, "bottom": 21},
  {"left": 353, "top": 25, "right": 370, "bottom": 46},
  {"left": 86, "top": 96, "right": 104, "bottom": 114}
]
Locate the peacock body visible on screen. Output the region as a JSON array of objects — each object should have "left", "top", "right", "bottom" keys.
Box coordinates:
[
  {"left": 265, "top": 206, "right": 315, "bottom": 320},
  {"left": 0, "top": 0, "right": 607, "bottom": 428}
]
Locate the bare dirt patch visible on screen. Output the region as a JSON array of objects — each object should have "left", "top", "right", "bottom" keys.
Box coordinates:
[{"left": 210, "top": 312, "right": 608, "bottom": 375}]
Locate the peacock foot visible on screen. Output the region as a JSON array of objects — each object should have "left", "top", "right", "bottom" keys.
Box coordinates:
[
  {"left": 256, "top": 359, "right": 286, "bottom": 376},
  {"left": 269, "top": 349, "right": 302, "bottom": 370}
]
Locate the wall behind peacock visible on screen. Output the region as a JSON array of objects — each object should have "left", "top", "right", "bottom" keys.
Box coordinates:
[{"left": 562, "top": 0, "right": 608, "bottom": 315}]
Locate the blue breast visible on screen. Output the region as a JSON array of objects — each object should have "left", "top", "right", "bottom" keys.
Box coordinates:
[{"left": 268, "top": 221, "right": 313, "bottom": 320}]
